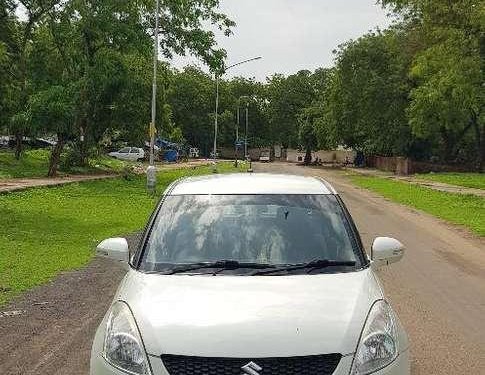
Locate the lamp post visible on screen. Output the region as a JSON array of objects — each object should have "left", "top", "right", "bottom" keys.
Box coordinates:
[
  {"left": 245, "top": 102, "right": 253, "bottom": 172},
  {"left": 234, "top": 104, "right": 240, "bottom": 168},
  {"left": 212, "top": 56, "right": 262, "bottom": 171},
  {"left": 147, "top": 0, "right": 160, "bottom": 193},
  {"left": 245, "top": 101, "right": 249, "bottom": 159}
]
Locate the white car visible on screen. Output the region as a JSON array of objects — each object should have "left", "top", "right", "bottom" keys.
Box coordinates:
[
  {"left": 189, "top": 148, "right": 200, "bottom": 158},
  {"left": 109, "top": 147, "right": 145, "bottom": 162},
  {"left": 259, "top": 150, "right": 271, "bottom": 162},
  {"left": 91, "top": 174, "right": 410, "bottom": 375}
]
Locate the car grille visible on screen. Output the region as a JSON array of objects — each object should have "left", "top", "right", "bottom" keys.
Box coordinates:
[{"left": 161, "top": 353, "right": 342, "bottom": 375}]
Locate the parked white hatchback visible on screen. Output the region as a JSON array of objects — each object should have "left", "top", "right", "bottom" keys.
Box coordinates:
[
  {"left": 91, "top": 174, "right": 410, "bottom": 375},
  {"left": 109, "top": 147, "right": 145, "bottom": 162}
]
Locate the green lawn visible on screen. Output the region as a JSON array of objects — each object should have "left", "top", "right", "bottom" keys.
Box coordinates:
[
  {"left": 348, "top": 174, "right": 485, "bottom": 237},
  {"left": 0, "top": 149, "right": 129, "bottom": 179},
  {"left": 0, "top": 162, "right": 243, "bottom": 305},
  {"left": 415, "top": 172, "right": 485, "bottom": 190}
]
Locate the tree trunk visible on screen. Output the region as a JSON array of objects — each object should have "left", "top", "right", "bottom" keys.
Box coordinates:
[
  {"left": 14, "top": 132, "right": 23, "bottom": 160},
  {"left": 79, "top": 123, "right": 87, "bottom": 166},
  {"left": 47, "top": 135, "right": 65, "bottom": 178},
  {"left": 477, "top": 124, "right": 485, "bottom": 173},
  {"left": 304, "top": 148, "right": 312, "bottom": 165}
]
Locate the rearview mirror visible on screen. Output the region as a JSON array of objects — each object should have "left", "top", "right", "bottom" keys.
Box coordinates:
[
  {"left": 96, "top": 238, "right": 129, "bottom": 265},
  {"left": 371, "top": 237, "right": 404, "bottom": 268}
]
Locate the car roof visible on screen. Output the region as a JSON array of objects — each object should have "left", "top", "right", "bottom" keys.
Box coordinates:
[{"left": 169, "top": 173, "right": 337, "bottom": 195}]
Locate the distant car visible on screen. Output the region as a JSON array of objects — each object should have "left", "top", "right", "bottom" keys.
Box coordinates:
[
  {"left": 0, "top": 136, "right": 9, "bottom": 148},
  {"left": 91, "top": 174, "right": 410, "bottom": 375},
  {"left": 108, "top": 147, "right": 145, "bottom": 162},
  {"left": 259, "top": 150, "right": 271, "bottom": 162},
  {"left": 189, "top": 147, "right": 200, "bottom": 158}
]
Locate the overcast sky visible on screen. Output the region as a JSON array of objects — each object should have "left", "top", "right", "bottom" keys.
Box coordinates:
[{"left": 171, "top": 0, "right": 393, "bottom": 81}]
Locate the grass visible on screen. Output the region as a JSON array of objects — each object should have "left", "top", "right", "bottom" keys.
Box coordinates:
[
  {"left": 0, "top": 149, "right": 130, "bottom": 179},
  {"left": 348, "top": 174, "right": 485, "bottom": 237},
  {"left": 415, "top": 172, "right": 485, "bottom": 190},
  {"left": 0, "top": 162, "right": 244, "bottom": 305}
]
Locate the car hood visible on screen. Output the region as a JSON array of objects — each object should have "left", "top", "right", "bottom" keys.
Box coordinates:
[{"left": 118, "top": 268, "right": 382, "bottom": 357}]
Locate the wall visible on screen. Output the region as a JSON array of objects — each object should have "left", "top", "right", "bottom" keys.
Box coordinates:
[
  {"left": 286, "top": 149, "right": 356, "bottom": 164},
  {"left": 366, "top": 156, "right": 475, "bottom": 175}
]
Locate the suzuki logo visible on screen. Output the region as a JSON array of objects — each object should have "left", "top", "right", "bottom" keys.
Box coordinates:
[{"left": 241, "top": 361, "right": 263, "bottom": 375}]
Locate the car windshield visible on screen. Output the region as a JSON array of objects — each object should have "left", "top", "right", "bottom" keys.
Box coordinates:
[{"left": 140, "top": 194, "right": 363, "bottom": 274}]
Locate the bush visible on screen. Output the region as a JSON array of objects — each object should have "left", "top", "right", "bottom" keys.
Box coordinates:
[{"left": 121, "top": 164, "right": 137, "bottom": 180}]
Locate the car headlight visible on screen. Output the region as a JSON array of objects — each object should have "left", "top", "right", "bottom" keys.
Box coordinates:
[
  {"left": 103, "top": 301, "right": 152, "bottom": 375},
  {"left": 351, "top": 300, "right": 398, "bottom": 375}
]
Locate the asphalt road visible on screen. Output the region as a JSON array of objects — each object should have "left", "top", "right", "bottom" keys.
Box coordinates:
[
  {"left": 1, "top": 162, "right": 484, "bottom": 374},
  {"left": 255, "top": 162, "right": 485, "bottom": 374}
]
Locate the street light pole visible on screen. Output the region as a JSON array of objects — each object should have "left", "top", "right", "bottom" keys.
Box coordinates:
[
  {"left": 245, "top": 102, "right": 249, "bottom": 159},
  {"left": 147, "top": 0, "right": 160, "bottom": 193},
  {"left": 212, "top": 56, "right": 262, "bottom": 172},
  {"left": 212, "top": 74, "right": 220, "bottom": 171},
  {"left": 234, "top": 104, "right": 240, "bottom": 168},
  {"left": 245, "top": 102, "right": 253, "bottom": 172}
]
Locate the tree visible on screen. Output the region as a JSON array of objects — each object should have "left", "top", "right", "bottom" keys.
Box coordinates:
[
  {"left": 38, "top": 0, "right": 234, "bottom": 172},
  {"left": 381, "top": 0, "right": 484, "bottom": 169},
  {"left": 5, "top": 0, "right": 61, "bottom": 159},
  {"left": 299, "top": 115, "right": 318, "bottom": 165},
  {"left": 169, "top": 66, "right": 214, "bottom": 154},
  {"left": 29, "top": 85, "right": 76, "bottom": 176},
  {"left": 320, "top": 27, "right": 416, "bottom": 157},
  {"left": 266, "top": 70, "right": 316, "bottom": 148},
  {"left": 408, "top": 33, "right": 482, "bottom": 164}
]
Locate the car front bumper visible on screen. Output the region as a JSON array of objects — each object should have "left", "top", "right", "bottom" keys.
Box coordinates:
[
  {"left": 91, "top": 350, "right": 411, "bottom": 375},
  {"left": 91, "top": 310, "right": 410, "bottom": 375}
]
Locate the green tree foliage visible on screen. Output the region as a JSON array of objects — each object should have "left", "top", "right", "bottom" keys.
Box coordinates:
[
  {"left": 321, "top": 28, "right": 415, "bottom": 156},
  {"left": 380, "top": 0, "right": 484, "bottom": 168},
  {"left": 1, "top": 0, "right": 234, "bottom": 175},
  {"left": 266, "top": 70, "right": 319, "bottom": 148},
  {"left": 299, "top": 117, "right": 317, "bottom": 165},
  {"left": 3, "top": 0, "right": 61, "bottom": 159},
  {"left": 2, "top": 0, "right": 482, "bottom": 173},
  {"left": 168, "top": 66, "right": 214, "bottom": 154},
  {"left": 29, "top": 85, "right": 77, "bottom": 176},
  {"left": 0, "top": 1, "right": 15, "bottom": 131},
  {"left": 408, "top": 32, "right": 482, "bottom": 163}
]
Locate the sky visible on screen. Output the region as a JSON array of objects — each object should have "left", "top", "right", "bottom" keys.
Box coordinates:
[{"left": 171, "top": 0, "right": 393, "bottom": 81}]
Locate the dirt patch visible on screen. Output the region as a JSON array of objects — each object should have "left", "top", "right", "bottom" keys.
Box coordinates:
[
  {"left": 0, "top": 174, "right": 118, "bottom": 194},
  {"left": 0, "top": 233, "right": 141, "bottom": 375}
]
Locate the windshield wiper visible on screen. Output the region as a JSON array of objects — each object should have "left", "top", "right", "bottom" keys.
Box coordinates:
[
  {"left": 163, "top": 260, "right": 277, "bottom": 275},
  {"left": 250, "top": 259, "right": 356, "bottom": 276}
]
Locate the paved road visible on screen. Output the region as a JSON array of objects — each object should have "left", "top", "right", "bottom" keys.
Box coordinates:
[
  {"left": 1, "top": 163, "right": 484, "bottom": 374},
  {"left": 255, "top": 162, "right": 485, "bottom": 374}
]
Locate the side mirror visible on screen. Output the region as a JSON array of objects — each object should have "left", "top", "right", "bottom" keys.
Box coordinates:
[
  {"left": 96, "top": 238, "right": 129, "bottom": 265},
  {"left": 371, "top": 237, "right": 404, "bottom": 268}
]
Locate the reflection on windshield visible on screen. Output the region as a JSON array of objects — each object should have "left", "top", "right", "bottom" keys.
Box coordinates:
[{"left": 141, "top": 195, "right": 359, "bottom": 271}]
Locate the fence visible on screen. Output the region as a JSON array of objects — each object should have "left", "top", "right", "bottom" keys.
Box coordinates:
[{"left": 366, "top": 156, "right": 475, "bottom": 175}]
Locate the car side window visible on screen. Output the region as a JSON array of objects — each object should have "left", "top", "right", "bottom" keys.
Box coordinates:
[
  {"left": 130, "top": 148, "right": 141, "bottom": 153},
  {"left": 119, "top": 148, "right": 130, "bottom": 153}
]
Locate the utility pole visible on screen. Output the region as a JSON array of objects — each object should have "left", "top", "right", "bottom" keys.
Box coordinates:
[
  {"left": 234, "top": 104, "right": 240, "bottom": 168},
  {"left": 147, "top": 0, "right": 160, "bottom": 194},
  {"left": 245, "top": 102, "right": 249, "bottom": 159},
  {"left": 212, "top": 56, "right": 262, "bottom": 172},
  {"left": 212, "top": 74, "right": 220, "bottom": 172},
  {"left": 245, "top": 102, "right": 253, "bottom": 172}
]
